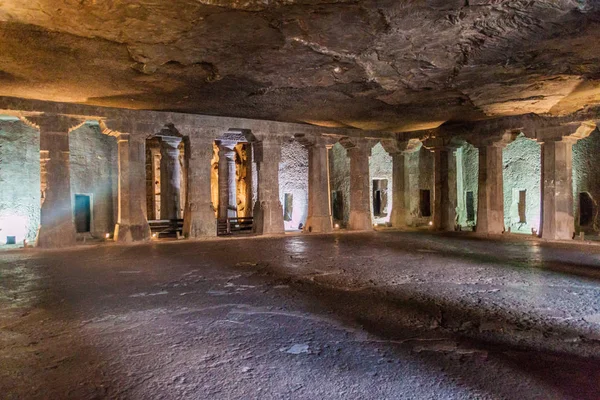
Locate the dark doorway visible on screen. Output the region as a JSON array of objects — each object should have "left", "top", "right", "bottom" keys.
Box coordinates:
[
  {"left": 466, "top": 191, "right": 475, "bottom": 222},
  {"left": 579, "top": 192, "right": 594, "bottom": 227},
  {"left": 518, "top": 190, "right": 527, "bottom": 223},
  {"left": 284, "top": 193, "right": 293, "bottom": 222},
  {"left": 74, "top": 194, "right": 91, "bottom": 233},
  {"left": 420, "top": 189, "right": 431, "bottom": 217},
  {"left": 332, "top": 190, "right": 344, "bottom": 221},
  {"left": 372, "top": 179, "right": 388, "bottom": 217}
]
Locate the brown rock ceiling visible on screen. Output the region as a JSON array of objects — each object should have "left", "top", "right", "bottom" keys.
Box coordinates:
[{"left": 0, "top": 0, "right": 599, "bottom": 132}]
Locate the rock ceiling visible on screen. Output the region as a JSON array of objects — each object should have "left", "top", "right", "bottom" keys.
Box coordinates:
[{"left": 0, "top": 0, "right": 599, "bottom": 132}]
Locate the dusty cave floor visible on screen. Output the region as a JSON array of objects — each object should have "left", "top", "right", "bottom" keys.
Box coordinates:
[{"left": 1, "top": 231, "right": 600, "bottom": 400}]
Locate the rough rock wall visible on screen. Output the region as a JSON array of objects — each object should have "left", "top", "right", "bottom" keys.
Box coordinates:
[
  {"left": 573, "top": 129, "right": 600, "bottom": 233},
  {"left": 278, "top": 139, "right": 308, "bottom": 231},
  {"left": 369, "top": 142, "right": 392, "bottom": 225},
  {"left": 502, "top": 134, "right": 541, "bottom": 234},
  {"left": 405, "top": 145, "right": 433, "bottom": 226},
  {"left": 69, "top": 123, "right": 117, "bottom": 238},
  {"left": 457, "top": 143, "right": 479, "bottom": 229},
  {"left": 0, "top": 119, "right": 40, "bottom": 243},
  {"left": 329, "top": 143, "right": 350, "bottom": 228}
]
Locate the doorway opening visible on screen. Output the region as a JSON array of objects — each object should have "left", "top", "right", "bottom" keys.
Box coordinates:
[
  {"left": 372, "top": 179, "right": 388, "bottom": 217},
  {"left": 331, "top": 190, "right": 344, "bottom": 222},
  {"left": 284, "top": 193, "right": 293, "bottom": 222},
  {"left": 74, "top": 194, "right": 91, "bottom": 233},
  {"left": 420, "top": 189, "right": 431, "bottom": 217},
  {"left": 466, "top": 191, "right": 475, "bottom": 222},
  {"left": 518, "top": 190, "right": 527, "bottom": 224},
  {"left": 579, "top": 192, "right": 594, "bottom": 227}
]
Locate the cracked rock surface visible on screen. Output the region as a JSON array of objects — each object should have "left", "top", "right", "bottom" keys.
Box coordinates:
[
  {"left": 0, "top": 1, "right": 599, "bottom": 131},
  {"left": 1, "top": 231, "right": 600, "bottom": 399}
]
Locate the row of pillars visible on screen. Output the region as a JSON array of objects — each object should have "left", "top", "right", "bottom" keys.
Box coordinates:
[{"left": 402, "top": 138, "right": 577, "bottom": 240}]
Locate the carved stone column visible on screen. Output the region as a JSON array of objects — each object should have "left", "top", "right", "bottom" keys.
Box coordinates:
[
  {"left": 541, "top": 139, "right": 575, "bottom": 240},
  {"left": 253, "top": 138, "right": 284, "bottom": 235},
  {"left": 347, "top": 141, "right": 373, "bottom": 231},
  {"left": 432, "top": 147, "right": 458, "bottom": 231},
  {"left": 389, "top": 152, "right": 407, "bottom": 228},
  {"left": 305, "top": 139, "right": 333, "bottom": 233},
  {"left": 114, "top": 134, "right": 151, "bottom": 242},
  {"left": 476, "top": 144, "right": 505, "bottom": 235},
  {"left": 183, "top": 134, "right": 217, "bottom": 238},
  {"left": 28, "top": 115, "right": 81, "bottom": 248},
  {"left": 217, "top": 141, "right": 238, "bottom": 219},
  {"left": 159, "top": 136, "right": 183, "bottom": 220}
]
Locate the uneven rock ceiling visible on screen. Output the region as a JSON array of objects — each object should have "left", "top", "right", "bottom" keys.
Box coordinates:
[{"left": 1, "top": 0, "right": 600, "bottom": 132}]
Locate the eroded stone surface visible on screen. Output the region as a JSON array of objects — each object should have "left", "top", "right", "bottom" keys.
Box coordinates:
[{"left": 0, "top": 1, "right": 599, "bottom": 131}]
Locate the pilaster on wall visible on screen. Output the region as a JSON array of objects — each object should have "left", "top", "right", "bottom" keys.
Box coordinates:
[
  {"left": 23, "top": 114, "right": 86, "bottom": 248},
  {"left": 253, "top": 136, "right": 285, "bottom": 235}
]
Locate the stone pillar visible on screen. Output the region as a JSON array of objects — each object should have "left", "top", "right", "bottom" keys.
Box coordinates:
[
  {"left": 245, "top": 143, "right": 254, "bottom": 217},
  {"left": 432, "top": 148, "right": 457, "bottom": 231},
  {"left": 33, "top": 115, "right": 79, "bottom": 248},
  {"left": 253, "top": 138, "right": 284, "bottom": 235},
  {"left": 540, "top": 139, "right": 575, "bottom": 240},
  {"left": 217, "top": 141, "right": 238, "bottom": 219},
  {"left": 159, "top": 136, "right": 183, "bottom": 220},
  {"left": 476, "top": 145, "right": 505, "bottom": 234},
  {"left": 347, "top": 141, "right": 373, "bottom": 231},
  {"left": 305, "top": 140, "right": 333, "bottom": 233},
  {"left": 114, "top": 134, "right": 151, "bottom": 242},
  {"left": 183, "top": 135, "right": 217, "bottom": 238},
  {"left": 390, "top": 152, "right": 407, "bottom": 228}
]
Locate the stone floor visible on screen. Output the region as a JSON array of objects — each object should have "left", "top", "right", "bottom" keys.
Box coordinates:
[{"left": 1, "top": 231, "right": 600, "bottom": 399}]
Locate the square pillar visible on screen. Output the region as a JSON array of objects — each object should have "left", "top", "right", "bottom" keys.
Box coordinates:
[
  {"left": 347, "top": 142, "right": 373, "bottom": 231},
  {"left": 476, "top": 145, "right": 505, "bottom": 235},
  {"left": 305, "top": 140, "right": 333, "bottom": 233},
  {"left": 114, "top": 134, "right": 151, "bottom": 242},
  {"left": 390, "top": 152, "right": 407, "bottom": 228},
  {"left": 183, "top": 135, "right": 217, "bottom": 238},
  {"left": 432, "top": 148, "right": 457, "bottom": 231},
  {"left": 30, "top": 115, "right": 80, "bottom": 248},
  {"left": 253, "top": 138, "right": 284, "bottom": 235},
  {"left": 541, "top": 139, "right": 575, "bottom": 240}
]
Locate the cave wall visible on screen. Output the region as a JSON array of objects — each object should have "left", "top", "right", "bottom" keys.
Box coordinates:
[
  {"left": 502, "top": 134, "right": 541, "bottom": 234},
  {"left": 369, "top": 142, "right": 393, "bottom": 225},
  {"left": 329, "top": 142, "right": 350, "bottom": 228},
  {"left": 69, "top": 122, "right": 117, "bottom": 238},
  {"left": 278, "top": 139, "right": 308, "bottom": 231},
  {"left": 573, "top": 128, "right": 600, "bottom": 233},
  {"left": 0, "top": 119, "right": 40, "bottom": 243}
]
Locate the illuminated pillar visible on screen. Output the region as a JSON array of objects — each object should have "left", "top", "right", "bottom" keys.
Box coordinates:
[
  {"left": 218, "top": 141, "right": 238, "bottom": 219},
  {"left": 253, "top": 138, "right": 284, "bottom": 235},
  {"left": 476, "top": 144, "right": 504, "bottom": 234},
  {"left": 31, "top": 115, "right": 79, "bottom": 248},
  {"left": 159, "top": 136, "right": 183, "bottom": 220},
  {"left": 389, "top": 152, "right": 407, "bottom": 228},
  {"left": 305, "top": 139, "right": 333, "bottom": 233},
  {"left": 347, "top": 141, "right": 373, "bottom": 231},
  {"left": 114, "top": 134, "right": 151, "bottom": 242},
  {"left": 540, "top": 139, "right": 575, "bottom": 240},
  {"left": 183, "top": 135, "right": 217, "bottom": 238}
]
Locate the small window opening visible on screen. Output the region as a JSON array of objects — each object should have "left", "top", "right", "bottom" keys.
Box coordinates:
[
  {"left": 466, "top": 191, "right": 475, "bottom": 222},
  {"left": 284, "top": 193, "right": 293, "bottom": 222},
  {"left": 518, "top": 190, "right": 527, "bottom": 224},
  {"left": 579, "top": 192, "right": 594, "bottom": 227},
  {"left": 6, "top": 236, "right": 16, "bottom": 245},
  {"left": 332, "top": 190, "right": 344, "bottom": 221},
  {"left": 419, "top": 189, "right": 431, "bottom": 217},
  {"left": 74, "top": 194, "right": 91, "bottom": 233}
]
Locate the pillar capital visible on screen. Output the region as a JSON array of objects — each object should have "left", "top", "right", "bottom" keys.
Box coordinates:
[
  {"left": 533, "top": 121, "right": 596, "bottom": 143},
  {"left": 21, "top": 114, "right": 86, "bottom": 134}
]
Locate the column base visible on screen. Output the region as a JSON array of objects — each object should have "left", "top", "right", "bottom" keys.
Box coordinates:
[
  {"left": 304, "top": 215, "right": 333, "bottom": 233},
  {"left": 541, "top": 212, "right": 574, "bottom": 241},
  {"left": 253, "top": 201, "right": 284, "bottom": 235},
  {"left": 348, "top": 211, "right": 373, "bottom": 231},
  {"left": 36, "top": 223, "right": 76, "bottom": 248},
  {"left": 184, "top": 205, "right": 217, "bottom": 238},
  {"left": 114, "top": 222, "right": 151, "bottom": 243}
]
